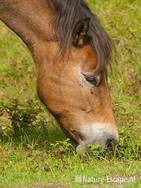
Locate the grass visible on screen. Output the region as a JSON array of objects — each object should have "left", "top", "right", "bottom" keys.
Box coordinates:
[{"left": 0, "top": 0, "right": 141, "bottom": 187}]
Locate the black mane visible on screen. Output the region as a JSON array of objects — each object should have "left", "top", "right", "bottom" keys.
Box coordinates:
[{"left": 48, "top": 0, "right": 112, "bottom": 65}]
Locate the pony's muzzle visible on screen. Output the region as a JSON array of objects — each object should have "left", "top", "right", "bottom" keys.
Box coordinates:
[{"left": 76, "top": 123, "right": 119, "bottom": 153}]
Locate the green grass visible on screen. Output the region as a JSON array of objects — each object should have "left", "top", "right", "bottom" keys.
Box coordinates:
[{"left": 0, "top": 0, "right": 141, "bottom": 187}]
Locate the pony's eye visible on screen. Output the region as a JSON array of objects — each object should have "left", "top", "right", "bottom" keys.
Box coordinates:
[{"left": 84, "top": 74, "right": 101, "bottom": 87}]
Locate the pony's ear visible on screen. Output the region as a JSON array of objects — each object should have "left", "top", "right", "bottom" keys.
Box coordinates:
[{"left": 72, "top": 18, "right": 91, "bottom": 48}]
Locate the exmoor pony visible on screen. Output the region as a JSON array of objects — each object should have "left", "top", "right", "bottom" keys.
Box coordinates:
[{"left": 0, "top": 0, "right": 119, "bottom": 152}]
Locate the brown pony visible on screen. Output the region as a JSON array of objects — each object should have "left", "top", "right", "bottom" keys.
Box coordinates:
[{"left": 0, "top": 0, "right": 119, "bottom": 152}]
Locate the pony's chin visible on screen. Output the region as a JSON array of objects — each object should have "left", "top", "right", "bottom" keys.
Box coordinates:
[
  {"left": 76, "top": 142, "right": 87, "bottom": 156},
  {"left": 76, "top": 141, "right": 104, "bottom": 156}
]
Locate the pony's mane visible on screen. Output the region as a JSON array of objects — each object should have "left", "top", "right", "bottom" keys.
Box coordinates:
[{"left": 48, "top": 0, "right": 112, "bottom": 65}]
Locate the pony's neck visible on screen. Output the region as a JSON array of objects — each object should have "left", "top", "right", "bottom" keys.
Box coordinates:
[{"left": 0, "top": 0, "right": 54, "bottom": 52}]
